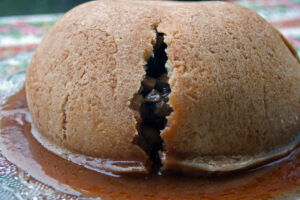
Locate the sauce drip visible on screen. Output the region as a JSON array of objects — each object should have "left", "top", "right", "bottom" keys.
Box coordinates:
[{"left": 0, "top": 88, "right": 299, "bottom": 199}]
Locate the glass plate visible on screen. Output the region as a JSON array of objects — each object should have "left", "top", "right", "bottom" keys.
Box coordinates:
[{"left": 0, "top": 70, "right": 82, "bottom": 200}]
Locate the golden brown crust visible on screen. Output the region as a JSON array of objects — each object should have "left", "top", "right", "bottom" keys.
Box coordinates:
[
  {"left": 159, "top": 2, "right": 300, "bottom": 167},
  {"left": 26, "top": 0, "right": 300, "bottom": 173},
  {"left": 26, "top": 0, "right": 161, "bottom": 170}
]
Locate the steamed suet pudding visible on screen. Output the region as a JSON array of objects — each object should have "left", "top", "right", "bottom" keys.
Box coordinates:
[{"left": 25, "top": 0, "right": 300, "bottom": 174}]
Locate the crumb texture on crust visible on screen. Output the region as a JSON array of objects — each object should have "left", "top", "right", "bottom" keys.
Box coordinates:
[
  {"left": 26, "top": 0, "right": 300, "bottom": 173},
  {"left": 158, "top": 2, "right": 300, "bottom": 157},
  {"left": 26, "top": 0, "right": 162, "bottom": 166}
]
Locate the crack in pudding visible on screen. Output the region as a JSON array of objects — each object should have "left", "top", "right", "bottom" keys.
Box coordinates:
[{"left": 132, "top": 31, "right": 173, "bottom": 167}]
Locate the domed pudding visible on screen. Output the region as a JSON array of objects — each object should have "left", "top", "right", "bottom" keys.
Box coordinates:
[{"left": 25, "top": 0, "right": 300, "bottom": 174}]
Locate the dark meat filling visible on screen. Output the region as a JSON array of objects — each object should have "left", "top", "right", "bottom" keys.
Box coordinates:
[{"left": 133, "top": 33, "right": 172, "bottom": 165}]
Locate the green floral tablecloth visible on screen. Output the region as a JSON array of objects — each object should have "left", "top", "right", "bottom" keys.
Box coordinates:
[
  {"left": 0, "top": 0, "right": 299, "bottom": 199},
  {"left": 0, "top": 14, "right": 60, "bottom": 77}
]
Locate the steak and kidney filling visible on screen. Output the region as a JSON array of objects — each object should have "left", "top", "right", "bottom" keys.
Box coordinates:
[{"left": 132, "top": 32, "right": 173, "bottom": 164}]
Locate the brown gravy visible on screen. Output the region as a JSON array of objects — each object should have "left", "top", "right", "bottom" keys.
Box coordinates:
[{"left": 0, "top": 88, "right": 299, "bottom": 199}]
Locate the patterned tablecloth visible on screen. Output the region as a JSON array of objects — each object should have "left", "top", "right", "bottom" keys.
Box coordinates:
[{"left": 0, "top": 0, "right": 299, "bottom": 199}]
